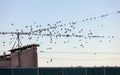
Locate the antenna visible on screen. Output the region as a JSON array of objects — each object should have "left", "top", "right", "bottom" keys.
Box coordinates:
[{"left": 0, "top": 32, "right": 31, "bottom": 49}]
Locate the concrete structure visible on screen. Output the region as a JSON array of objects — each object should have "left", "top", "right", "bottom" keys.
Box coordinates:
[{"left": 0, "top": 44, "right": 39, "bottom": 67}]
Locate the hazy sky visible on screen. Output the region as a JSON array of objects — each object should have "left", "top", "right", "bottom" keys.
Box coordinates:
[{"left": 0, "top": 0, "right": 120, "bottom": 67}]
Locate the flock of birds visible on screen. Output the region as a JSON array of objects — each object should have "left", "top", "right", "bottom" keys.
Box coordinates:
[
  {"left": 0, "top": 10, "right": 120, "bottom": 63},
  {"left": 0, "top": 10, "right": 120, "bottom": 50}
]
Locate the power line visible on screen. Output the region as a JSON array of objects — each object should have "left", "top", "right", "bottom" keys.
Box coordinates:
[
  {"left": 39, "top": 57, "right": 120, "bottom": 61},
  {"left": 39, "top": 51, "right": 120, "bottom": 55}
]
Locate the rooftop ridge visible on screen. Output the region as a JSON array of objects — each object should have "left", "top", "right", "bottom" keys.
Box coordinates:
[{"left": 9, "top": 44, "right": 39, "bottom": 52}]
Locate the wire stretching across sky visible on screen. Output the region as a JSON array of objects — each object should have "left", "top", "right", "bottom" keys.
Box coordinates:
[
  {"left": 39, "top": 57, "right": 120, "bottom": 61},
  {"left": 39, "top": 51, "right": 120, "bottom": 55}
]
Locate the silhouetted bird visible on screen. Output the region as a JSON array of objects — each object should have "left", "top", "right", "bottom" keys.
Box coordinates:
[
  {"left": 106, "top": 14, "right": 108, "bottom": 16},
  {"left": 36, "top": 26, "right": 38, "bottom": 28},
  {"left": 93, "top": 17, "right": 96, "bottom": 19},
  {"left": 94, "top": 53, "right": 96, "bottom": 55},
  {"left": 100, "top": 40, "right": 102, "bottom": 42},
  {"left": 82, "top": 20, "right": 85, "bottom": 22},
  {"left": 3, "top": 41, "right": 5, "bottom": 43},
  {"left": 11, "top": 23, "right": 14, "bottom": 26},
  {"left": 16, "top": 29, "right": 19, "bottom": 31},
  {"left": 25, "top": 26, "right": 28, "bottom": 28},
  {"left": 50, "top": 59, "right": 52, "bottom": 62},
  {"left": 109, "top": 40, "right": 111, "bottom": 42},
  {"left": 74, "top": 47, "right": 76, "bottom": 48},
  {"left": 81, "top": 29, "right": 83, "bottom": 31},
  {"left": 34, "top": 22, "right": 36, "bottom": 24},
  {"left": 90, "top": 18, "right": 92, "bottom": 20},
  {"left": 101, "top": 25, "right": 103, "bottom": 27}
]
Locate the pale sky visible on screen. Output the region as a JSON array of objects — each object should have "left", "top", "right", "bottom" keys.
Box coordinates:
[{"left": 0, "top": 0, "right": 120, "bottom": 67}]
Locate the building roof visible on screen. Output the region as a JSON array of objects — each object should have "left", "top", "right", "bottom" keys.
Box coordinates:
[{"left": 9, "top": 44, "right": 39, "bottom": 53}]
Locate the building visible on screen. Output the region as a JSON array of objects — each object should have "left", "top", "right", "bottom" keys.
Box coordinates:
[{"left": 0, "top": 44, "right": 39, "bottom": 67}]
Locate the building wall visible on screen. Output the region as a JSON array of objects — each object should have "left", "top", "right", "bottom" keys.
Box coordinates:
[
  {"left": 10, "top": 46, "right": 38, "bottom": 67},
  {"left": 20, "top": 46, "right": 38, "bottom": 67},
  {"left": 0, "top": 44, "right": 38, "bottom": 67},
  {"left": 0, "top": 60, "right": 10, "bottom": 67},
  {"left": 10, "top": 52, "right": 19, "bottom": 67}
]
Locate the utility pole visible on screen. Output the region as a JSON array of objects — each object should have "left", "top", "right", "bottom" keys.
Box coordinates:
[{"left": 0, "top": 32, "right": 31, "bottom": 49}]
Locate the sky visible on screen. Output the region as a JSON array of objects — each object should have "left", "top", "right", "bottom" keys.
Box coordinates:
[{"left": 0, "top": 0, "right": 120, "bottom": 67}]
